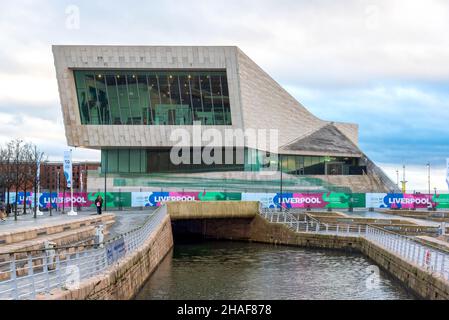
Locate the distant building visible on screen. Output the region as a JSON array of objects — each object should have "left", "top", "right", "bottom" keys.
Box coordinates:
[
  {"left": 39, "top": 161, "right": 100, "bottom": 192},
  {"left": 0, "top": 161, "right": 100, "bottom": 192}
]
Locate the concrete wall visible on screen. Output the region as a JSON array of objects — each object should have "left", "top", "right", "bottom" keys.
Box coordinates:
[
  {"left": 43, "top": 214, "right": 173, "bottom": 300},
  {"left": 249, "top": 216, "right": 449, "bottom": 299},
  {"left": 359, "top": 239, "right": 449, "bottom": 300},
  {"left": 42, "top": 201, "right": 449, "bottom": 300},
  {"left": 167, "top": 201, "right": 449, "bottom": 300},
  {"left": 167, "top": 201, "right": 258, "bottom": 220},
  {"left": 172, "top": 218, "right": 254, "bottom": 241}
]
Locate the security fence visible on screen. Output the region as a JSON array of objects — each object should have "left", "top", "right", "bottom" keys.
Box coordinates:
[{"left": 4, "top": 190, "right": 449, "bottom": 211}]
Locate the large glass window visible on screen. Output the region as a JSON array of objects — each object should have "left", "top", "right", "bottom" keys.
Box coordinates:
[{"left": 76, "top": 70, "right": 231, "bottom": 126}]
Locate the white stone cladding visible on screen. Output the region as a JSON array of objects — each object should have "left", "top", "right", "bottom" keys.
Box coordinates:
[
  {"left": 52, "top": 45, "right": 244, "bottom": 148},
  {"left": 236, "top": 48, "right": 359, "bottom": 152},
  {"left": 53, "top": 45, "right": 359, "bottom": 154}
]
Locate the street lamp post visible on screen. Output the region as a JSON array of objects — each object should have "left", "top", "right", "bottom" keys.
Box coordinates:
[
  {"left": 396, "top": 170, "right": 399, "bottom": 188},
  {"left": 104, "top": 150, "right": 108, "bottom": 212},
  {"left": 279, "top": 153, "right": 283, "bottom": 212},
  {"left": 56, "top": 170, "right": 60, "bottom": 212},
  {"left": 400, "top": 165, "right": 407, "bottom": 194},
  {"left": 426, "top": 163, "right": 431, "bottom": 195}
]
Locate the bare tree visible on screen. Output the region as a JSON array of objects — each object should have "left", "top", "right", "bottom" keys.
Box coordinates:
[
  {"left": 0, "top": 139, "right": 46, "bottom": 220},
  {"left": 28, "top": 144, "right": 46, "bottom": 218},
  {"left": 19, "top": 143, "right": 34, "bottom": 215},
  {"left": 0, "top": 142, "right": 16, "bottom": 216}
]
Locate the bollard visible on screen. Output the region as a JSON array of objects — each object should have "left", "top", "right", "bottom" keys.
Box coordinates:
[
  {"left": 94, "top": 224, "right": 105, "bottom": 248},
  {"left": 44, "top": 241, "right": 57, "bottom": 270}
]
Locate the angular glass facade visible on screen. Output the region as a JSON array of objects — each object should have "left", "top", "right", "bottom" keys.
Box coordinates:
[
  {"left": 100, "top": 147, "right": 364, "bottom": 175},
  {"left": 74, "top": 70, "right": 232, "bottom": 125},
  {"left": 101, "top": 148, "right": 244, "bottom": 174}
]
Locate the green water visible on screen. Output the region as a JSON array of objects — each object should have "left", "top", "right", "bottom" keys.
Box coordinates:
[{"left": 135, "top": 241, "right": 416, "bottom": 300}]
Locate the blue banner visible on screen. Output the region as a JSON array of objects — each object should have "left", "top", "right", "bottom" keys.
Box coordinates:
[{"left": 63, "top": 150, "right": 72, "bottom": 188}]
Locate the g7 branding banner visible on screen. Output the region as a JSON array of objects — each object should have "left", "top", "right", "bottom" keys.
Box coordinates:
[
  {"left": 242, "top": 192, "right": 365, "bottom": 209},
  {"left": 131, "top": 191, "right": 241, "bottom": 207},
  {"left": 5, "top": 191, "right": 449, "bottom": 209},
  {"left": 366, "top": 193, "right": 436, "bottom": 209},
  {"left": 63, "top": 150, "right": 72, "bottom": 189}
]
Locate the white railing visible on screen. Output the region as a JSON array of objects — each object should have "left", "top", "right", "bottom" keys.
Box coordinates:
[
  {"left": 0, "top": 205, "right": 167, "bottom": 300},
  {"left": 259, "top": 207, "right": 449, "bottom": 280},
  {"left": 365, "top": 225, "right": 449, "bottom": 280},
  {"left": 260, "top": 208, "right": 366, "bottom": 235}
]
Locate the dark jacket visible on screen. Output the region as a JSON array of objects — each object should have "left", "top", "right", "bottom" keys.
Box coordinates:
[{"left": 95, "top": 198, "right": 103, "bottom": 207}]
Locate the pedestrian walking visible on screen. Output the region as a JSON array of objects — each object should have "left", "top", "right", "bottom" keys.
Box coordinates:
[
  {"left": 0, "top": 201, "right": 6, "bottom": 221},
  {"left": 95, "top": 195, "right": 103, "bottom": 215}
]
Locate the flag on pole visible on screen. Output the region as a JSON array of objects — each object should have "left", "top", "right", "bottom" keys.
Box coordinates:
[{"left": 64, "top": 150, "right": 72, "bottom": 188}]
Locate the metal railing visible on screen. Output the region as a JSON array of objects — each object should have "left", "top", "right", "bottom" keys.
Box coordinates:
[
  {"left": 259, "top": 208, "right": 366, "bottom": 235},
  {"left": 0, "top": 205, "right": 167, "bottom": 300},
  {"left": 259, "top": 207, "right": 449, "bottom": 280},
  {"left": 365, "top": 225, "right": 449, "bottom": 280}
]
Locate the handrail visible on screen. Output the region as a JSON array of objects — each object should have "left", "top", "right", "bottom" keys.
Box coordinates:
[
  {"left": 0, "top": 205, "right": 167, "bottom": 300},
  {"left": 365, "top": 223, "right": 449, "bottom": 256},
  {"left": 259, "top": 206, "right": 449, "bottom": 280}
]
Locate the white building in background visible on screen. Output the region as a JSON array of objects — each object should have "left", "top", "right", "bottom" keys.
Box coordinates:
[{"left": 52, "top": 45, "right": 397, "bottom": 193}]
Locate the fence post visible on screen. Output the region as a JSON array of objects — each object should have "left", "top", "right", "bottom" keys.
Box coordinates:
[
  {"left": 56, "top": 254, "right": 62, "bottom": 288},
  {"left": 75, "top": 250, "right": 80, "bottom": 278},
  {"left": 437, "top": 253, "right": 442, "bottom": 275},
  {"left": 416, "top": 243, "right": 421, "bottom": 263},
  {"left": 43, "top": 250, "right": 50, "bottom": 294},
  {"left": 441, "top": 254, "right": 446, "bottom": 278},
  {"left": 28, "top": 253, "right": 36, "bottom": 299},
  {"left": 10, "top": 254, "right": 18, "bottom": 300},
  {"left": 411, "top": 243, "right": 416, "bottom": 262}
]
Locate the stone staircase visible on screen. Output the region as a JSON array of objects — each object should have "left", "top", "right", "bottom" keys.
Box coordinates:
[{"left": 311, "top": 174, "right": 391, "bottom": 193}]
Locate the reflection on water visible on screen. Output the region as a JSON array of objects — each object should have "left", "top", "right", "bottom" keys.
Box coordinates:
[{"left": 135, "top": 241, "right": 415, "bottom": 300}]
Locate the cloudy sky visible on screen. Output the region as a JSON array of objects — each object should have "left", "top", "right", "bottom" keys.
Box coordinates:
[{"left": 1, "top": 0, "right": 448, "bottom": 191}]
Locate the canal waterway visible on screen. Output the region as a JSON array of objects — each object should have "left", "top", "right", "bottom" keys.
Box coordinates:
[{"left": 135, "top": 241, "right": 416, "bottom": 300}]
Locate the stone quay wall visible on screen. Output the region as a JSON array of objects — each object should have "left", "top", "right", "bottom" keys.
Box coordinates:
[
  {"left": 43, "top": 201, "right": 449, "bottom": 300},
  {"left": 42, "top": 214, "right": 173, "bottom": 300}
]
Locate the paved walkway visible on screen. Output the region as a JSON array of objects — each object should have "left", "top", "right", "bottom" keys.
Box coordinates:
[
  {"left": 106, "top": 209, "right": 157, "bottom": 239},
  {"left": 0, "top": 211, "right": 100, "bottom": 234},
  {"left": 339, "top": 209, "right": 441, "bottom": 227},
  {"left": 0, "top": 208, "right": 157, "bottom": 240}
]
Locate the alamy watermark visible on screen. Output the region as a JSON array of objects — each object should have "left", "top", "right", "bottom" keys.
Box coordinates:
[
  {"left": 65, "top": 5, "right": 80, "bottom": 30},
  {"left": 365, "top": 265, "right": 380, "bottom": 290},
  {"left": 169, "top": 122, "right": 280, "bottom": 175}
]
